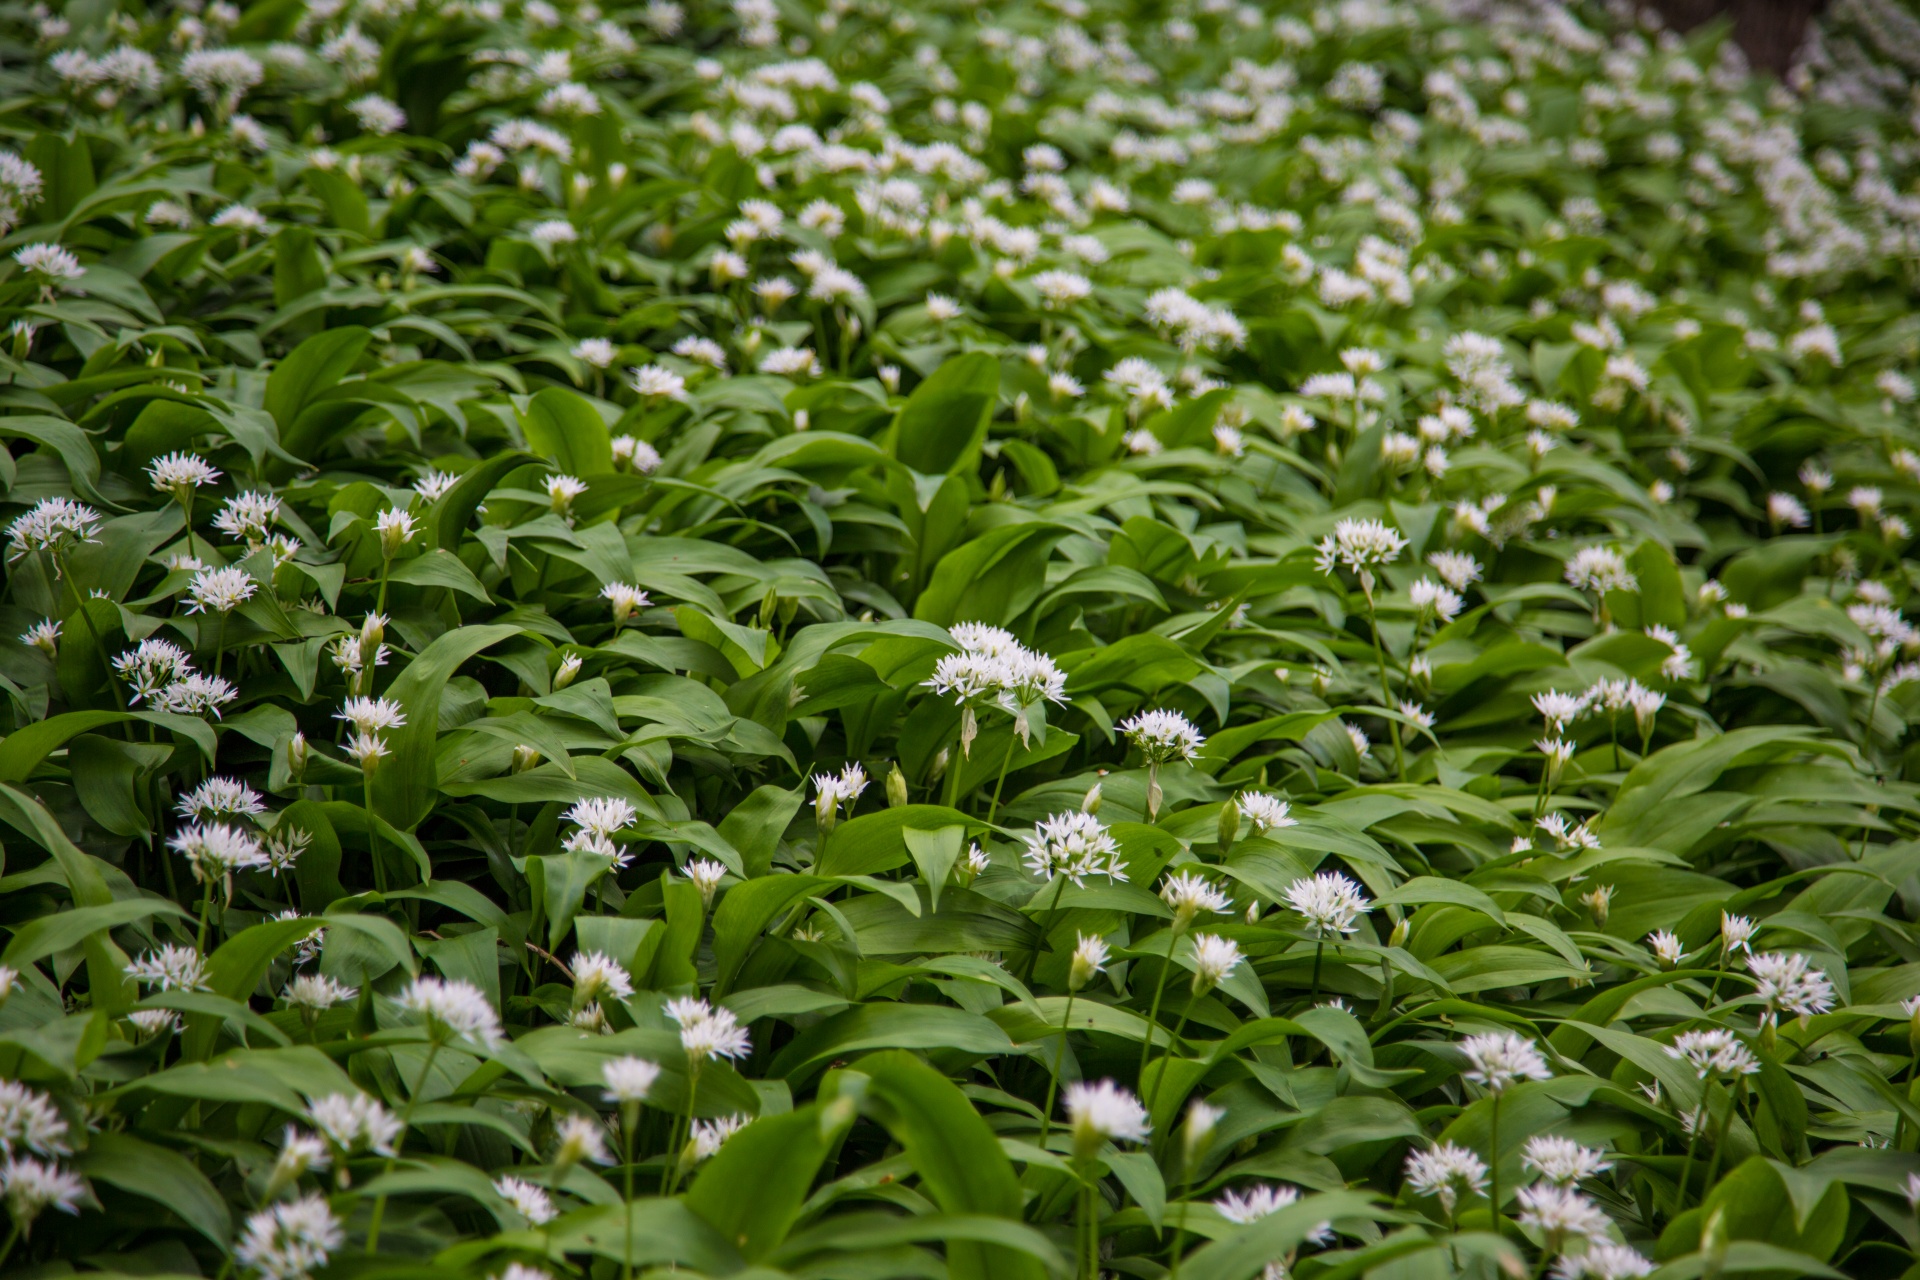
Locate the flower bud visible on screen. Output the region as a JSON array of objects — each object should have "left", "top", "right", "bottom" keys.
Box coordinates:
[
  {"left": 1216, "top": 800, "right": 1240, "bottom": 852},
  {"left": 377, "top": 510, "right": 416, "bottom": 558},
  {"left": 1181, "top": 1101, "right": 1223, "bottom": 1173},
  {"left": 512, "top": 744, "right": 542, "bottom": 774},
  {"left": 1068, "top": 933, "right": 1108, "bottom": 992},
  {"left": 815, "top": 787, "right": 838, "bottom": 836},
  {"left": 1081, "top": 782, "right": 1102, "bottom": 815},
  {"left": 885, "top": 762, "right": 908, "bottom": 809},
  {"left": 554, "top": 652, "right": 583, "bottom": 690},
  {"left": 287, "top": 732, "right": 310, "bottom": 780},
  {"left": 361, "top": 612, "right": 386, "bottom": 650},
  {"left": 1388, "top": 916, "right": 1410, "bottom": 949}
]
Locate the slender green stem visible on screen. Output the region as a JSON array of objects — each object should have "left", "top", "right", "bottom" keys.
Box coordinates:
[
  {"left": 1136, "top": 924, "right": 1184, "bottom": 1082},
  {"left": 53, "top": 548, "right": 126, "bottom": 712},
  {"left": 985, "top": 733, "right": 1019, "bottom": 824},
  {"left": 1487, "top": 1093, "right": 1502, "bottom": 1237},
  {"left": 1039, "top": 989, "right": 1077, "bottom": 1147},
  {"left": 1079, "top": 1179, "right": 1097, "bottom": 1280},
  {"left": 195, "top": 877, "right": 214, "bottom": 951},
  {"left": 365, "top": 776, "right": 387, "bottom": 893},
  {"left": 1148, "top": 988, "right": 1197, "bottom": 1125},
  {"left": 0, "top": 1221, "right": 20, "bottom": 1270},
  {"left": 1309, "top": 939, "right": 1326, "bottom": 1003},
  {"left": 366, "top": 1040, "right": 441, "bottom": 1251},
  {"left": 1166, "top": 1190, "right": 1191, "bottom": 1280},
  {"left": 942, "top": 714, "right": 970, "bottom": 810},
  {"left": 1018, "top": 874, "right": 1071, "bottom": 982},
  {"left": 664, "top": 1068, "right": 700, "bottom": 1197},
  {"left": 1702, "top": 1079, "right": 1742, "bottom": 1200},
  {"left": 212, "top": 610, "right": 229, "bottom": 681},
  {"left": 1361, "top": 590, "right": 1404, "bottom": 780},
  {"left": 1675, "top": 1109, "right": 1701, "bottom": 1211},
  {"left": 622, "top": 1104, "right": 638, "bottom": 1280}
]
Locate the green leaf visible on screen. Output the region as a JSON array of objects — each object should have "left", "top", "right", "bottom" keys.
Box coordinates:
[
  {"left": 711, "top": 874, "right": 827, "bottom": 996},
  {"left": 816, "top": 804, "right": 979, "bottom": 877},
  {"left": 0, "top": 413, "right": 109, "bottom": 506},
  {"left": 181, "top": 916, "right": 321, "bottom": 1060},
  {"left": 267, "top": 326, "right": 371, "bottom": 438},
  {"left": 0, "top": 710, "right": 134, "bottom": 782},
  {"left": 685, "top": 1099, "right": 857, "bottom": 1260},
  {"left": 854, "top": 1051, "right": 1045, "bottom": 1280},
  {"left": 427, "top": 450, "right": 538, "bottom": 552},
  {"left": 0, "top": 782, "right": 132, "bottom": 1011},
  {"left": 526, "top": 847, "right": 615, "bottom": 951},
  {"left": 772, "top": 1005, "right": 1013, "bottom": 1081},
  {"left": 891, "top": 351, "right": 999, "bottom": 474},
  {"left": 371, "top": 623, "right": 521, "bottom": 829},
  {"left": 1, "top": 898, "right": 188, "bottom": 968},
  {"left": 387, "top": 547, "right": 493, "bottom": 601},
  {"left": 904, "top": 825, "right": 965, "bottom": 912},
  {"left": 545, "top": 1199, "right": 744, "bottom": 1272},
  {"left": 1183, "top": 1191, "right": 1382, "bottom": 1280},
  {"left": 716, "top": 784, "right": 805, "bottom": 878},
  {"left": 913, "top": 522, "right": 1068, "bottom": 628},
  {"left": 520, "top": 385, "right": 614, "bottom": 475},
  {"left": 77, "top": 1132, "right": 230, "bottom": 1245},
  {"left": 68, "top": 733, "right": 167, "bottom": 837}
]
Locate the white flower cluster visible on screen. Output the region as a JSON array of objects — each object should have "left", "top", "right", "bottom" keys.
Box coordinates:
[
  {"left": 1459, "top": 1032, "right": 1552, "bottom": 1095},
  {"left": 1285, "top": 872, "right": 1372, "bottom": 938},
  {"left": 562, "top": 795, "right": 638, "bottom": 865},
  {"left": 397, "top": 975, "right": 503, "bottom": 1049},
  {"left": 925, "top": 623, "right": 1068, "bottom": 751},
  {"left": 1119, "top": 709, "right": 1205, "bottom": 764},
  {"left": 668, "top": 996, "right": 752, "bottom": 1062},
  {"left": 1024, "top": 811, "right": 1125, "bottom": 888},
  {"left": 1746, "top": 951, "right": 1837, "bottom": 1021},
  {"left": 234, "top": 1194, "right": 342, "bottom": 1280}
]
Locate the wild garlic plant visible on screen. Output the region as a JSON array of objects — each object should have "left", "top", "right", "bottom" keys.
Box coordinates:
[{"left": 2, "top": 1, "right": 1920, "bottom": 1279}]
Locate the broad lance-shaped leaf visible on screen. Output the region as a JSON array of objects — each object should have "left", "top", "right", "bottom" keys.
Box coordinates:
[
  {"left": 853, "top": 1051, "right": 1044, "bottom": 1280},
  {"left": 78, "top": 1133, "right": 230, "bottom": 1245},
  {"left": 0, "top": 783, "right": 136, "bottom": 1014},
  {"left": 370, "top": 622, "right": 521, "bottom": 829},
  {"left": 266, "top": 325, "right": 371, "bottom": 439},
  {"left": 1, "top": 898, "right": 189, "bottom": 969},
  {"left": 179, "top": 916, "right": 321, "bottom": 1061},
  {"left": 890, "top": 350, "right": 998, "bottom": 475},
  {"left": 520, "top": 384, "right": 615, "bottom": 475},
  {"left": 685, "top": 1098, "right": 857, "bottom": 1260}
]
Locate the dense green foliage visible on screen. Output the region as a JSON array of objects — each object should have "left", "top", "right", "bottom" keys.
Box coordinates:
[{"left": 5, "top": 1, "right": 1920, "bottom": 1278}]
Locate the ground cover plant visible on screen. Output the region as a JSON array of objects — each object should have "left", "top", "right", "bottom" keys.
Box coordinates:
[{"left": 5, "top": 0, "right": 1920, "bottom": 1276}]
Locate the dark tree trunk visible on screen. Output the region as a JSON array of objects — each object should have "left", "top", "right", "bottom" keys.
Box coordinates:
[{"left": 1650, "top": 0, "right": 1828, "bottom": 75}]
